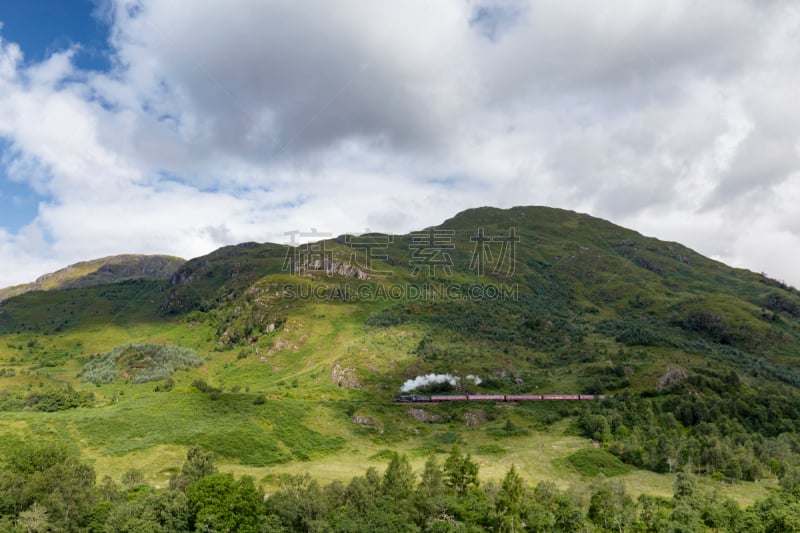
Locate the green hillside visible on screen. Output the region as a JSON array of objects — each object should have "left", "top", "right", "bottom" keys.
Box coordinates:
[
  {"left": 0, "top": 254, "right": 186, "bottom": 303},
  {"left": 2, "top": 206, "right": 800, "bottom": 521}
]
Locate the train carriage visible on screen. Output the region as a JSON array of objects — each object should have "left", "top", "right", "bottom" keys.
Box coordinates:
[
  {"left": 395, "top": 393, "right": 608, "bottom": 403},
  {"left": 505, "top": 394, "right": 543, "bottom": 401},
  {"left": 430, "top": 395, "right": 469, "bottom": 402},
  {"left": 541, "top": 394, "right": 581, "bottom": 400},
  {"left": 468, "top": 394, "right": 506, "bottom": 401}
]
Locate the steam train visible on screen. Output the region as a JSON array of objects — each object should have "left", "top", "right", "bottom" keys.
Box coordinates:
[{"left": 394, "top": 394, "right": 606, "bottom": 403}]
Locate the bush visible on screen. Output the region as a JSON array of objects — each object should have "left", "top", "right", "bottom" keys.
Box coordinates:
[
  {"left": 682, "top": 310, "right": 730, "bottom": 343},
  {"left": 81, "top": 343, "right": 204, "bottom": 385},
  {"left": 596, "top": 320, "right": 670, "bottom": 347},
  {"left": 154, "top": 377, "right": 175, "bottom": 392},
  {"left": 764, "top": 293, "right": 800, "bottom": 318},
  {"left": 24, "top": 385, "right": 94, "bottom": 412},
  {"left": 566, "top": 449, "right": 633, "bottom": 477},
  {"left": 192, "top": 379, "right": 221, "bottom": 394}
]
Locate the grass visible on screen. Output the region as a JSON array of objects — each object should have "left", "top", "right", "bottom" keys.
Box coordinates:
[{"left": 1, "top": 205, "right": 798, "bottom": 510}]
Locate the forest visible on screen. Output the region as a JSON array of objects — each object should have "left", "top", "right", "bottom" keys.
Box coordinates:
[{"left": 1, "top": 441, "right": 800, "bottom": 532}]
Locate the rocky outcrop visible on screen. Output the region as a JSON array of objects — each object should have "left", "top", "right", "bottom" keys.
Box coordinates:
[
  {"left": 464, "top": 411, "right": 488, "bottom": 427},
  {"left": 352, "top": 415, "right": 383, "bottom": 429},
  {"left": 407, "top": 408, "right": 444, "bottom": 423},
  {"left": 331, "top": 363, "right": 362, "bottom": 389},
  {"left": 299, "top": 259, "right": 369, "bottom": 279},
  {"left": 658, "top": 365, "right": 690, "bottom": 391}
]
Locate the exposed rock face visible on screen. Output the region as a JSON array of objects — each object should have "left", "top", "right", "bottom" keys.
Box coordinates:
[
  {"left": 658, "top": 365, "right": 690, "bottom": 391},
  {"left": 331, "top": 362, "right": 362, "bottom": 389},
  {"left": 300, "top": 259, "right": 369, "bottom": 279},
  {"left": 407, "top": 408, "right": 444, "bottom": 423},
  {"left": 352, "top": 415, "right": 382, "bottom": 429},
  {"left": 464, "top": 411, "right": 488, "bottom": 427}
]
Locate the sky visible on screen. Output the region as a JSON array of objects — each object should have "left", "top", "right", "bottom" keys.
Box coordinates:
[{"left": 1, "top": 1, "right": 800, "bottom": 288}]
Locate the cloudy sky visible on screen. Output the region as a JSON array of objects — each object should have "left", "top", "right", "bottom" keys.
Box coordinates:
[{"left": 1, "top": 0, "right": 800, "bottom": 288}]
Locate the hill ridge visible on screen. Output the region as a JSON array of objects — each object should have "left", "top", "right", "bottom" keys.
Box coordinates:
[{"left": 0, "top": 253, "right": 185, "bottom": 302}]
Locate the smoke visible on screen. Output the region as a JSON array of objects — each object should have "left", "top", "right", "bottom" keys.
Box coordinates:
[
  {"left": 400, "top": 373, "right": 482, "bottom": 392},
  {"left": 466, "top": 375, "right": 482, "bottom": 385}
]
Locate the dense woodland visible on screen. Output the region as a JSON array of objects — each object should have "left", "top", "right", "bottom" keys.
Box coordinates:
[
  {"left": 1, "top": 442, "right": 800, "bottom": 532},
  {"left": 577, "top": 379, "right": 800, "bottom": 483}
]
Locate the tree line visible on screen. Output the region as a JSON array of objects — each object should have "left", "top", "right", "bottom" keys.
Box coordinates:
[{"left": 2, "top": 441, "right": 800, "bottom": 532}]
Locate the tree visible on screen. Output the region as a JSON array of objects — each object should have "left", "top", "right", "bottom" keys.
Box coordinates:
[
  {"left": 6, "top": 440, "right": 69, "bottom": 476},
  {"left": 495, "top": 465, "right": 525, "bottom": 533},
  {"left": 416, "top": 455, "right": 448, "bottom": 526},
  {"left": 587, "top": 482, "right": 636, "bottom": 533},
  {"left": 169, "top": 446, "right": 216, "bottom": 492},
  {"left": 418, "top": 455, "right": 445, "bottom": 501},
  {"left": 187, "top": 473, "right": 264, "bottom": 533},
  {"left": 99, "top": 475, "right": 123, "bottom": 503},
  {"left": 42, "top": 456, "right": 97, "bottom": 530},
  {"left": 103, "top": 490, "right": 191, "bottom": 532},
  {"left": 345, "top": 472, "right": 379, "bottom": 516},
  {"left": 668, "top": 501, "right": 705, "bottom": 533},
  {"left": 531, "top": 481, "right": 585, "bottom": 533},
  {"left": 122, "top": 469, "right": 145, "bottom": 489},
  {"left": 382, "top": 452, "right": 415, "bottom": 501},
  {"left": 779, "top": 465, "right": 800, "bottom": 493},
  {"left": 266, "top": 473, "right": 327, "bottom": 531},
  {"left": 673, "top": 471, "right": 696, "bottom": 501},
  {"left": 16, "top": 502, "right": 51, "bottom": 533},
  {"left": 443, "top": 447, "right": 479, "bottom": 495},
  {"left": 636, "top": 494, "right": 671, "bottom": 533}
]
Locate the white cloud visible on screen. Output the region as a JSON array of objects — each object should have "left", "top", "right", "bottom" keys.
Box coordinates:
[{"left": 1, "top": 0, "right": 800, "bottom": 288}]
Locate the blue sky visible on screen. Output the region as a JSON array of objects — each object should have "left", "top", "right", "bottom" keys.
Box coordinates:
[
  {"left": 0, "top": 0, "right": 110, "bottom": 69},
  {"left": 1, "top": 1, "right": 800, "bottom": 289},
  {"left": 0, "top": 0, "right": 110, "bottom": 232}
]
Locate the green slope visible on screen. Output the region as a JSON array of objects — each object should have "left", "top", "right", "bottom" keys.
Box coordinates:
[
  {"left": 0, "top": 254, "right": 186, "bottom": 303},
  {"left": 1, "top": 205, "right": 799, "bottom": 500}
]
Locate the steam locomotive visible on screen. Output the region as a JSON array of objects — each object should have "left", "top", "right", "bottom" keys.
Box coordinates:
[{"left": 394, "top": 394, "right": 606, "bottom": 403}]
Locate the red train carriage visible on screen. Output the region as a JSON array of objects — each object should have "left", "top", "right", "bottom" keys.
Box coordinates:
[
  {"left": 397, "top": 393, "right": 608, "bottom": 403},
  {"left": 430, "top": 395, "right": 469, "bottom": 402},
  {"left": 541, "top": 394, "right": 581, "bottom": 400},
  {"left": 505, "top": 395, "right": 543, "bottom": 401},
  {"left": 467, "top": 394, "right": 506, "bottom": 401}
]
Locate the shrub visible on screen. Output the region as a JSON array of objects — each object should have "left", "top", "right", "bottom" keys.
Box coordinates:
[
  {"left": 682, "top": 310, "right": 730, "bottom": 343},
  {"left": 764, "top": 293, "right": 800, "bottom": 318},
  {"left": 154, "top": 377, "right": 175, "bottom": 392},
  {"left": 566, "top": 449, "right": 633, "bottom": 477},
  {"left": 24, "top": 385, "right": 94, "bottom": 412},
  {"left": 81, "top": 344, "right": 203, "bottom": 385},
  {"left": 192, "top": 379, "right": 221, "bottom": 394}
]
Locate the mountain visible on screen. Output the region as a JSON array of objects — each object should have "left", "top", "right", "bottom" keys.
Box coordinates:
[
  {"left": 1, "top": 206, "right": 800, "bottom": 501},
  {"left": 162, "top": 205, "right": 800, "bottom": 368},
  {"left": 0, "top": 254, "right": 186, "bottom": 302}
]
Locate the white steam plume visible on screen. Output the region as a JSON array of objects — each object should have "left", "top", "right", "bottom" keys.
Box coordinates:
[{"left": 400, "top": 373, "right": 482, "bottom": 392}]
